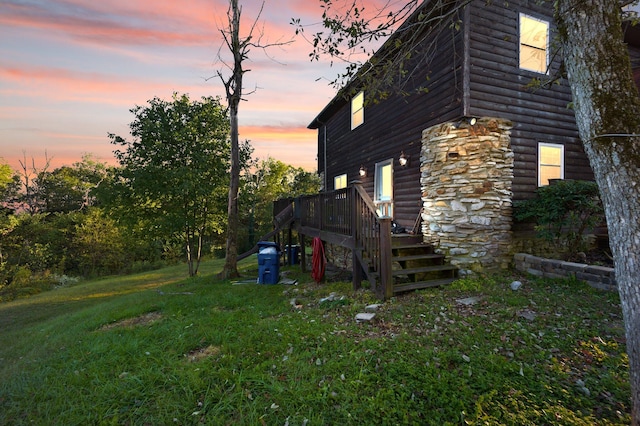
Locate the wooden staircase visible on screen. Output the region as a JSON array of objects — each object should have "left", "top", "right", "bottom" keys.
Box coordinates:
[
  {"left": 289, "top": 183, "right": 459, "bottom": 299},
  {"left": 389, "top": 234, "right": 458, "bottom": 294}
]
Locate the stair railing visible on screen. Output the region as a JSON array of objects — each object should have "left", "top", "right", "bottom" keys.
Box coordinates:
[
  {"left": 351, "top": 182, "right": 393, "bottom": 299},
  {"left": 294, "top": 182, "right": 393, "bottom": 299}
]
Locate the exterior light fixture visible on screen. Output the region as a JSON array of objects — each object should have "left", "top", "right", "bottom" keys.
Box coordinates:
[
  {"left": 359, "top": 165, "right": 367, "bottom": 177},
  {"left": 398, "top": 151, "right": 409, "bottom": 167},
  {"left": 452, "top": 116, "right": 478, "bottom": 129}
]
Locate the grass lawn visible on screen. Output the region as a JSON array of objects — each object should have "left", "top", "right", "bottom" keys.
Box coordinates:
[{"left": 0, "top": 257, "right": 630, "bottom": 425}]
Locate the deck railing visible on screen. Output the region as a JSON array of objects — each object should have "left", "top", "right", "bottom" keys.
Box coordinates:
[{"left": 295, "top": 182, "right": 393, "bottom": 298}]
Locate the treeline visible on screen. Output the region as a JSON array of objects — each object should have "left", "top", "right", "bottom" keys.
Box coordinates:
[{"left": 0, "top": 94, "right": 319, "bottom": 301}]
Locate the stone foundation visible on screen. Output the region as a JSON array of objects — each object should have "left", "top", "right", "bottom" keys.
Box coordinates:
[{"left": 420, "top": 118, "right": 514, "bottom": 275}]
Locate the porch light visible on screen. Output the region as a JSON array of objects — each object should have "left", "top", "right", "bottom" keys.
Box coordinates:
[
  {"left": 398, "top": 151, "right": 409, "bottom": 167},
  {"left": 452, "top": 116, "right": 478, "bottom": 128},
  {"left": 359, "top": 165, "right": 367, "bottom": 177}
]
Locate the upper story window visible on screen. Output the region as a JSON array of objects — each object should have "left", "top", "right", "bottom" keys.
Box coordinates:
[
  {"left": 538, "top": 142, "right": 564, "bottom": 186},
  {"left": 519, "top": 14, "right": 549, "bottom": 74},
  {"left": 351, "top": 91, "right": 364, "bottom": 129},
  {"left": 334, "top": 173, "right": 347, "bottom": 190}
]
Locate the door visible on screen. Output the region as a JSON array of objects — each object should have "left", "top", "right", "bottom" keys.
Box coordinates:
[{"left": 374, "top": 159, "right": 393, "bottom": 217}]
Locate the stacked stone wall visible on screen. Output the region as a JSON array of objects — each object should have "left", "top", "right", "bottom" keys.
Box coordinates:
[
  {"left": 514, "top": 253, "right": 616, "bottom": 291},
  {"left": 420, "top": 118, "right": 514, "bottom": 275}
]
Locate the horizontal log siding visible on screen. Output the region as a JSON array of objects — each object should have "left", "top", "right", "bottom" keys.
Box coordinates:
[
  {"left": 319, "top": 18, "right": 466, "bottom": 228},
  {"left": 466, "top": 0, "right": 593, "bottom": 200},
  {"left": 316, "top": 0, "right": 599, "bottom": 220}
]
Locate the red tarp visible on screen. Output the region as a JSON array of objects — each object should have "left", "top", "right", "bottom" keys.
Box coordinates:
[{"left": 311, "top": 237, "right": 326, "bottom": 283}]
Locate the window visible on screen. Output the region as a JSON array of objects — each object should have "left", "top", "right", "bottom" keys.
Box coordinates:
[
  {"left": 520, "top": 14, "right": 549, "bottom": 74},
  {"left": 334, "top": 173, "right": 347, "bottom": 190},
  {"left": 538, "top": 143, "right": 564, "bottom": 186},
  {"left": 351, "top": 91, "right": 364, "bottom": 129}
]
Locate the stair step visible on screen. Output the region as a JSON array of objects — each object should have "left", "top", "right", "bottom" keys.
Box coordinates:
[
  {"left": 393, "top": 278, "right": 457, "bottom": 293},
  {"left": 391, "top": 242, "right": 432, "bottom": 250},
  {"left": 392, "top": 264, "right": 458, "bottom": 276},
  {"left": 391, "top": 234, "right": 423, "bottom": 246},
  {"left": 392, "top": 253, "right": 444, "bottom": 262}
]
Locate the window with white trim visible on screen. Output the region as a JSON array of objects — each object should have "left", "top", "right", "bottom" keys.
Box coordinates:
[
  {"left": 334, "top": 173, "right": 347, "bottom": 190},
  {"left": 538, "top": 143, "right": 564, "bottom": 186},
  {"left": 520, "top": 14, "right": 549, "bottom": 74},
  {"left": 351, "top": 91, "right": 364, "bottom": 129}
]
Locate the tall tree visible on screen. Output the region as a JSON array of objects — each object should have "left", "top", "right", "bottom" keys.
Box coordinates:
[
  {"left": 216, "top": 0, "right": 246, "bottom": 279},
  {"left": 300, "top": 0, "right": 640, "bottom": 420},
  {"left": 109, "top": 94, "right": 231, "bottom": 276},
  {"left": 215, "top": 0, "right": 291, "bottom": 279},
  {"left": 555, "top": 1, "right": 640, "bottom": 421}
]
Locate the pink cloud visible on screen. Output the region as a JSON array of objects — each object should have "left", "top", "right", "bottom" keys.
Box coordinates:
[
  {"left": 0, "top": 1, "right": 357, "bottom": 173},
  {"left": 0, "top": 63, "right": 212, "bottom": 107},
  {"left": 0, "top": 1, "right": 215, "bottom": 47},
  {"left": 241, "top": 124, "right": 315, "bottom": 140}
]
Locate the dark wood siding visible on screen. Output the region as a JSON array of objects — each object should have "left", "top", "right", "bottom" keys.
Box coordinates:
[
  {"left": 317, "top": 10, "right": 466, "bottom": 228},
  {"left": 466, "top": 0, "right": 593, "bottom": 199},
  {"left": 313, "top": 0, "right": 610, "bottom": 226}
]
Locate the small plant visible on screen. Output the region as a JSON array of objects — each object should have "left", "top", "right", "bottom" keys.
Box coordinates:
[
  {"left": 514, "top": 180, "right": 604, "bottom": 258},
  {"left": 51, "top": 274, "right": 80, "bottom": 288}
]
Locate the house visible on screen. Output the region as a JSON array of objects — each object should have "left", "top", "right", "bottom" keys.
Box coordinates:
[{"left": 305, "top": 0, "right": 639, "bottom": 276}]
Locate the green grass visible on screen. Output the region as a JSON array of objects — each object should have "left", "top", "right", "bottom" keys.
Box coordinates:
[{"left": 0, "top": 259, "right": 630, "bottom": 425}]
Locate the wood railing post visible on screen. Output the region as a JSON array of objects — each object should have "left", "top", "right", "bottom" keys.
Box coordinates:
[
  {"left": 378, "top": 217, "right": 393, "bottom": 300},
  {"left": 351, "top": 183, "right": 362, "bottom": 290},
  {"left": 299, "top": 233, "right": 306, "bottom": 272}
]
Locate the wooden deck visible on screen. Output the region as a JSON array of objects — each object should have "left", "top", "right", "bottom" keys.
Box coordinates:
[{"left": 275, "top": 183, "right": 457, "bottom": 299}]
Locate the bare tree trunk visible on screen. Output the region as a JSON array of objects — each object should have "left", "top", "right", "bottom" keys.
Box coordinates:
[
  {"left": 218, "top": 0, "right": 243, "bottom": 279},
  {"left": 186, "top": 225, "right": 195, "bottom": 277},
  {"left": 556, "top": 1, "right": 640, "bottom": 422},
  {"left": 215, "top": 0, "right": 284, "bottom": 279},
  {"left": 220, "top": 110, "right": 241, "bottom": 279}
]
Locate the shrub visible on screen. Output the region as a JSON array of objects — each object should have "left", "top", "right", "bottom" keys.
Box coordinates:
[{"left": 514, "top": 180, "right": 604, "bottom": 257}]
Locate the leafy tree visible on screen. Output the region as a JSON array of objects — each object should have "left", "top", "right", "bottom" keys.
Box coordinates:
[
  {"left": 0, "top": 214, "right": 59, "bottom": 277},
  {"left": 299, "top": 0, "right": 640, "bottom": 419},
  {"left": 0, "top": 157, "right": 19, "bottom": 217},
  {"left": 0, "top": 158, "right": 16, "bottom": 193},
  {"left": 109, "top": 94, "right": 231, "bottom": 276},
  {"left": 34, "top": 156, "right": 107, "bottom": 213},
  {"left": 241, "top": 158, "right": 320, "bottom": 247},
  {"left": 71, "top": 208, "right": 126, "bottom": 276}
]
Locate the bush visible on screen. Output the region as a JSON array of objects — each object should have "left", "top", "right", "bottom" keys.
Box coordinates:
[
  {"left": 0, "top": 267, "right": 69, "bottom": 302},
  {"left": 514, "top": 180, "right": 604, "bottom": 257}
]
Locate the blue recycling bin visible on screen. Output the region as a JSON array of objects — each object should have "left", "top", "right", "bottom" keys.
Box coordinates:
[{"left": 257, "top": 241, "right": 279, "bottom": 284}]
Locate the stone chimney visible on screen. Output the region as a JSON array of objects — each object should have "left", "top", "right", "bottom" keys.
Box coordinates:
[{"left": 420, "top": 118, "right": 514, "bottom": 275}]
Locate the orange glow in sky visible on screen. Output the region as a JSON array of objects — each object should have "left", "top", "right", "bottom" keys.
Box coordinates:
[{"left": 1, "top": 0, "right": 383, "bottom": 172}]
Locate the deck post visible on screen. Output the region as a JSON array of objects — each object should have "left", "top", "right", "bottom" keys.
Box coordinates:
[
  {"left": 352, "top": 252, "right": 363, "bottom": 290},
  {"left": 299, "top": 233, "right": 306, "bottom": 272},
  {"left": 351, "top": 183, "right": 362, "bottom": 290},
  {"left": 379, "top": 217, "right": 393, "bottom": 299}
]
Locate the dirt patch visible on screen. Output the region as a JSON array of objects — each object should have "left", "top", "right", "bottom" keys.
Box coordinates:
[
  {"left": 185, "top": 345, "right": 221, "bottom": 362},
  {"left": 99, "top": 311, "right": 163, "bottom": 331}
]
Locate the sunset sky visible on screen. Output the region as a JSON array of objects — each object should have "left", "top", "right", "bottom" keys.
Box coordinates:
[{"left": 0, "top": 0, "right": 382, "bottom": 172}]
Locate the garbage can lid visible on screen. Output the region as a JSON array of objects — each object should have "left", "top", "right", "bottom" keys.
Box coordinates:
[
  {"left": 257, "top": 241, "right": 278, "bottom": 248},
  {"left": 259, "top": 247, "right": 277, "bottom": 254}
]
